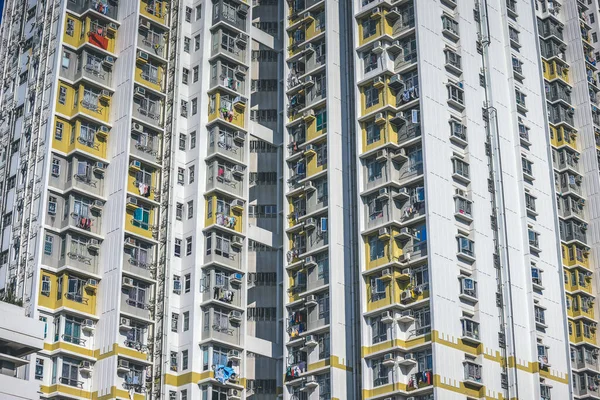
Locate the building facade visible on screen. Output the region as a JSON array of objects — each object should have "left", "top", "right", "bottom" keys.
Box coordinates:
[{"left": 0, "top": 0, "right": 597, "bottom": 399}]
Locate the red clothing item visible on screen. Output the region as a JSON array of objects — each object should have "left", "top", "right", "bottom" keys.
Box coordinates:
[{"left": 88, "top": 32, "right": 108, "bottom": 50}]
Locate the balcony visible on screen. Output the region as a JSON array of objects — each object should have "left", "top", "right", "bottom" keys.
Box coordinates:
[
  {"left": 208, "top": 93, "right": 246, "bottom": 129},
  {"left": 121, "top": 293, "right": 152, "bottom": 321},
  {"left": 208, "top": 128, "right": 246, "bottom": 163},
  {"left": 133, "top": 94, "right": 163, "bottom": 128},
  {"left": 201, "top": 271, "right": 242, "bottom": 308},
  {"left": 206, "top": 161, "right": 244, "bottom": 198},
  {"left": 559, "top": 197, "right": 586, "bottom": 221},
  {"left": 125, "top": 203, "right": 156, "bottom": 240},
  {"left": 130, "top": 134, "right": 160, "bottom": 164},
  {"left": 287, "top": 307, "right": 329, "bottom": 340},
  {"left": 211, "top": 28, "right": 248, "bottom": 64},
  {"left": 48, "top": 157, "right": 105, "bottom": 198},
  {"left": 123, "top": 244, "right": 156, "bottom": 282},
  {"left": 545, "top": 82, "right": 571, "bottom": 105},
  {"left": 41, "top": 235, "right": 99, "bottom": 277},
  {"left": 211, "top": 69, "right": 247, "bottom": 96},
  {"left": 60, "top": 51, "right": 113, "bottom": 88},
  {"left": 67, "top": 0, "right": 119, "bottom": 20},
  {"left": 212, "top": 0, "right": 248, "bottom": 31},
  {"left": 140, "top": 0, "right": 167, "bottom": 25},
  {"left": 201, "top": 307, "right": 241, "bottom": 345},
  {"left": 204, "top": 231, "right": 243, "bottom": 270},
  {"left": 135, "top": 64, "right": 165, "bottom": 93},
  {"left": 138, "top": 28, "right": 167, "bottom": 59}
]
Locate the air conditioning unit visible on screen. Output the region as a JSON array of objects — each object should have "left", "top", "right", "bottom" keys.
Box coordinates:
[
  {"left": 378, "top": 187, "right": 388, "bottom": 199},
  {"left": 82, "top": 319, "right": 95, "bottom": 331},
  {"left": 384, "top": 352, "right": 394, "bottom": 361},
  {"left": 404, "top": 353, "right": 415, "bottom": 360},
  {"left": 376, "top": 149, "right": 387, "bottom": 161},
  {"left": 133, "top": 122, "right": 144, "bottom": 132},
  {"left": 381, "top": 268, "right": 392, "bottom": 278},
  {"left": 235, "top": 65, "right": 246, "bottom": 76},
  {"left": 117, "top": 359, "right": 130, "bottom": 370},
  {"left": 232, "top": 236, "right": 243, "bottom": 247},
  {"left": 99, "top": 125, "right": 109, "bottom": 134},
  {"left": 137, "top": 50, "right": 149, "bottom": 61},
  {"left": 371, "top": 7, "right": 381, "bottom": 15},
  {"left": 100, "top": 89, "right": 111, "bottom": 98},
  {"left": 401, "top": 309, "right": 414, "bottom": 318},
  {"left": 233, "top": 131, "right": 246, "bottom": 142},
  {"left": 120, "top": 317, "right": 132, "bottom": 329},
  {"left": 103, "top": 56, "right": 115, "bottom": 67},
  {"left": 378, "top": 227, "right": 390, "bottom": 237},
  {"left": 134, "top": 86, "right": 146, "bottom": 97},
  {"left": 139, "top": 18, "right": 150, "bottom": 30},
  {"left": 381, "top": 310, "right": 394, "bottom": 323},
  {"left": 235, "top": 33, "right": 248, "bottom": 46},
  {"left": 231, "top": 199, "right": 245, "bottom": 209},
  {"left": 91, "top": 200, "right": 103, "bottom": 212},
  {"left": 124, "top": 237, "right": 136, "bottom": 246},
  {"left": 130, "top": 160, "right": 142, "bottom": 169},
  {"left": 305, "top": 294, "right": 317, "bottom": 306},
  {"left": 127, "top": 197, "right": 138, "bottom": 206},
  {"left": 229, "top": 310, "right": 242, "bottom": 323},
  {"left": 108, "top": 22, "right": 118, "bottom": 31},
  {"left": 86, "top": 279, "right": 98, "bottom": 287},
  {"left": 304, "top": 181, "right": 315, "bottom": 191},
  {"left": 87, "top": 239, "right": 100, "bottom": 251},
  {"left": 228, "top": 389, "right": 241, "bottom": 399},
  {"left": 305, "top": 255, "right": 317, "bottom": 267},
  {"left": 305, "top": 43, "right": 315, "bottom": 52},
  {"left": 230, "top": 273, "right": 243, "bottom": 285},
  {"left": 94, "top": 161, "right": 106, "bottom": 173},
  {"left": 304, "top": 76, "right": 314, "bottom": 86},
  {"left": 305, "top": 217, "right": 317, "bottom": 229},
  {"left": 304, "top": 334, "right": 318, "bottom": 347},
  {"left": 373, "top": 40, "right": 384, "bottom": 53},
  {"left": 228, "top": 349, "right": 241, "bottom": 360},
  {"left": 80, "top": 360, "right": 92, "bottom": 372},
  {"left": 122, "top": 277, "right": 134, "bottom": 288}
]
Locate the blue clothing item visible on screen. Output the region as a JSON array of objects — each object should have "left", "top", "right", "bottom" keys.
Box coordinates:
[{"left": 215, "top": 365, "right": 236, "bottom": 383}]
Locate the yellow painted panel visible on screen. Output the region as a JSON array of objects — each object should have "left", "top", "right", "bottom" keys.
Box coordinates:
[
  {"left": 135, "top": 64, "right": 165, "bottom": 93},
  {"left": 128, "top": 169, "right": 157, "bottom": 201},
  {"left": 38, "top": 271, "right": 97, "bottom": 315},
  {"left": 207, "top": 92, "right": 245, "bottom": 129},
  {"left": 204, "top": 196, "right": 244, "bottom": 233},
  {"left": 125, "top": 208, "right": 155, "bottom": 239},
  {"left": 140, "top": 0, "right": 167, "bottom": 24}
]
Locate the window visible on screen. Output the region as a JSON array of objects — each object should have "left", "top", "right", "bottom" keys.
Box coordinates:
[
  {"left": 184, "top": 273, "right": 191, "bottom": 292},
  {"left": 522, "top": 157, "right": 533, "bottom": 176},
  {"left": 372, "top": 358, "right": 389, "bottom": 386},
  {"left": 173, "top": 275, "right": 181, "bottom": 294},
  {"left": 462, "top": 318, "right": 480, "bottom": 339},
  {"left": 183, "top": 312, "right": 190, "bottom": 331},
  {"left": 179, "top": 134, "right": 187, "bottom": 150},
  {"left": 442, "top": 14, "right": 459, "bottom": 35},
  {"left": 591, "top": 13, "right": 596, "bottom": 24},
  {"left": 182, "top": 350, "right": 189, "bottom": 370},
  {"left": 316, "top": 109, "right": 327, "bottom": 131},
  {"left": 58, "top": 86, "right": 67, "bottom": 105},
  {"left": 535, "top": 305, "right": 546, "bottom": 325},
  {"left": 188, "top": 166, "right": 195, "bottom": 183},
  {"left": 176, "top": 203, "right": 183, "bottom": 220},
  {"left": 55, "top": 122, "right": 64, "bottom": 140},
  {"left": 64, "top": 315, "right": 84, "bottom": 345},
  {"left": 174, "top": 238, "right": 182, "bottom": 257},
  {"left": 525, "top": 193, "right": 536, "bottom": 213},
  {"left": 193, "top": 66, "right": 199, "bottom": 82},
  {"left": 366, "top": 122, "right": 381, "bottom": 144},
  {"left": 170, "top": 351, "right": 178, "bottom": 371},
  {"left": 457, "top": 236, "right": 475, "bottom": 257},
  {"left": 177, "top": 168, "right": 185, "bottom": 184},
  {"left": 181, "top": 100, "right": 188, "bottom": 117},
  {"left": 445, "top": 48, "right": 461, "bottom": 70},
  {"left": 35, "top": 358, "right": 44, "bottom": 380},
  {"left": 190, "top": 131, "right": 196, "bottom": 149},
  {"left": 365, "top": 86, "right": 379, "bottom": 108},
  {"left": 171, "top": 313, "right": 179, "bottom": 332},
  {"left": 191, "top": 98, "right": 198, "bottom": 115},
  {"left": 447, "top": 82, "right": 465, "bottom": 105},
  {"left": 41, "top": 276, "right": 51, "bottom": 296},
  {"left": 60, "top": 357, "right": 80, "bottom": 387},
  {"left": 370, "top": 277, "right": 386, "bottom": 302},
  {"left": 184, "top": 37, "right": 191, "bottom": 52},
  {"left": 594, "top": 32, "right": 598, "bottom": 43},
  {"left": 369, "top": 236, "right": 384, "bottom": 261},
  {"left": 187, "top": 201, "right": 194, "bottom": 219},
  {"left": 66, "top": 18, "right": 75, "bottom": 36},
  {"left": 362, "top": 18, "right": 378, "bottom": 39},
  {"left": 186, "top": 237, "right": 193, "bottom": 256},
  {"left": 196, "top": 5, "right": 202, "bottom": 20},
  {"left": 367, "top": 159, "right": 383, "bottom": 182},
  {"left": 371, "top": 316, "right": 387, "bottom": 344},
  {"left": 529, "top": 228, "right": 540, "bottom": 248},
  {"left": 44, "top": 235, "right": 53, "bottom": 255},
  {"left": 460, "top": 277, "right": 477, "bottom": 298},
  {"left": 182, "top": 68, "right": 189, "bottom": 84},
  {"left": 185, "top": 6, "right": 192, "bottom": 22},
  {"left": 453, "top": 158, "right": 470, "bottom": 179}
]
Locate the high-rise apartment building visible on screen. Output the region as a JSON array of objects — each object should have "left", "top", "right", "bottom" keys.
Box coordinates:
[{"left": 0, "top": 0, "right": 598, "bottom": 399}]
